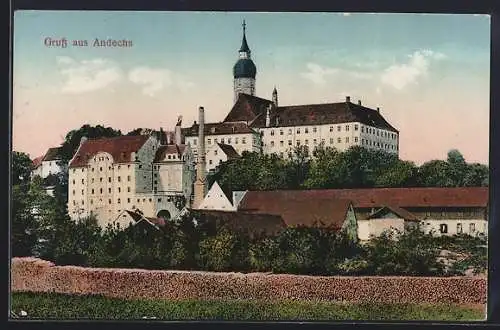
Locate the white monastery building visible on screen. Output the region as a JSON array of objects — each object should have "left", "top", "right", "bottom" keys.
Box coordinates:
[
  {"left": 183, "top": 21, "right": 399, "bottom": 167},
  {"left": 32, "top": 147, "right": 65, "bottom": 179}
]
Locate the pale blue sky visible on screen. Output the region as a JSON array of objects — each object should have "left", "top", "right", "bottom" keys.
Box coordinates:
[{"left": 13, "top": 11, "right": 490, "bottom": 165}]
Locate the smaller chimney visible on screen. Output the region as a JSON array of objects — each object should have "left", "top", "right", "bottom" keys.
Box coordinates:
[
  {"left": 358, "top": 100, "right": 362, "bottom": 105},
  {"left": 377, "top": 107, "right": 380, "bottom": 113},
  {"left": 346, "top": 96, "right": 351, "bottom": 103},
  {"left": 80, "top": 136, "right": 88, "bottom": 146},
  {"left": 265, "top": 105, "right": 271, "bottom": 127},
  {"left": 166, "top": 133, "right": 171, "bottom": 145}
]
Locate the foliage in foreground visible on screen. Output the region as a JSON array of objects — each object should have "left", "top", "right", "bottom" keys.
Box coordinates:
[{"left": 10, "top": 292, "right": 486, "bottom": 321}]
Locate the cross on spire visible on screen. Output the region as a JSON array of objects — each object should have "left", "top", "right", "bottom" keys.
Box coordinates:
[{"left": 242, "top": 20, "right": 246, "bottom": 34}]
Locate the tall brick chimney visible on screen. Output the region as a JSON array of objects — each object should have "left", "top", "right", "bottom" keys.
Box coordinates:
[{"left": 193, "top": 106, "right": 207, "bottom": 208}]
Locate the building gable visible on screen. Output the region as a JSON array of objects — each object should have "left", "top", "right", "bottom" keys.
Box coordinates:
[{"left": 198, "top": 181, "right": 235, "bottom": 211}]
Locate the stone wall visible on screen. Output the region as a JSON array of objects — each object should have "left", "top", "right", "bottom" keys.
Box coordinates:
[{"left": 11, "top": 258, "right": 486, "bottom": 304}]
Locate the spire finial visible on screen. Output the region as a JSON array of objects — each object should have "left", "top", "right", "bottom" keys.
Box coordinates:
[{"left": 243, "top": 19, "right": 246, "bottom": 34}]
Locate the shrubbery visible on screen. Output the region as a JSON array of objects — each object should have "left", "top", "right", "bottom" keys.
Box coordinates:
[{"left": 23, "top": 211, "right": 487, "bottom": 276}]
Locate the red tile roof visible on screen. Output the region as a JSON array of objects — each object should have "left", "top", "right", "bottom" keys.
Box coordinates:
[
  {"left": 224, "top": 93, "right": 274, "bottom": 123},
  {"left": 153, "top": 144, "right": 187, "bottom": 162},
  {"left": 239, "top": 193, "right": 353, "bottom": 230},
  {"left": 32, "top": 155, "right": 44, "bottom": 168},
  {"left": 238, "top": 187, "right": 489, "bottom": 210},
  {"left": 69, "top": 135, "right": 150, "bottom": 168},
  {"left": 368, "top": 205, "right": 420, "bottom": 222},
  {"left": 251, "top": 101, "right": 398, "bottom": 132},
  {"left": 217, "top": 143, "right": 240, "bottom": 160},
  {"left": 190, "top": 209, "right": 286, "bottom": 237},
  {"left": 43, "top": 147, "right": 63, "bottom": 161},
  {"left": 182, "top": 122, "right": 256, "bottom": 137}
]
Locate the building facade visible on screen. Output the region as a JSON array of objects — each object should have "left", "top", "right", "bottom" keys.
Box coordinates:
[
  {"left": 67, "top": 134, "right": 195, "bottom": 228},
  {"left": 32, "top": 147, "right": 65, "bottom": 179},
  {"left": 180, "top": 22, "right": 399, "bottom": 169}
]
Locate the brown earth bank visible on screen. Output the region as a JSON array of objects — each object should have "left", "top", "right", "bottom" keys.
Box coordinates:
[{"left": 11, "top": 257, "right": 487, "bottom": 305}]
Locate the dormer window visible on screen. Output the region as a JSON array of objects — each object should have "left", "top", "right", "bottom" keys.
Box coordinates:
[{"left": 211, "top": 127, "right": 216, "bottom": 133}]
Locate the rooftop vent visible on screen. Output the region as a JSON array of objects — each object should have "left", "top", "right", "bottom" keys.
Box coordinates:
[
  {"left": 346, "top": 96, "right": 351, "bottom": 103},
  {"left": 358, "top": 100, "right": 362, "bottom": 105}
]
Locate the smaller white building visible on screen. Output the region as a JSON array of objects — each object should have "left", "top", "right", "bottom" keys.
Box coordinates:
[
  {"left": 205, "top": 143, "right": 241, "bottom": 172},
  {"left": 197, "top": 181, "right": 236, "bottom": 211},
  {"left": 31, "top": 147, "right": 65, "bottom": 179},
  {"left": 357, "top": 205, "right": 420, "bottom": 241}
]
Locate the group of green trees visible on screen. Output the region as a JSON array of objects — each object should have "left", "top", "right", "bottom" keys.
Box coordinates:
[
  {"left": 208, "top": 144, "right": 488, "bottom": 195},
  {"left": 11, "top": 124, "right": 488, "bottom": 276}
]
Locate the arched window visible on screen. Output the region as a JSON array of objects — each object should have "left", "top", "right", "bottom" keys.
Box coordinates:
[
  {"left": 457, "top": 223, "right": 463, "bottom": 234},
  {"left": 439, "top": 223, "right": 448, "bottom": 234}
]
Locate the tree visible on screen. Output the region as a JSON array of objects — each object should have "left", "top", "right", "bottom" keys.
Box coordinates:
[
  {"left": 463, "top": 163, "right": 489, "bottom": 187},
  {"left": 12, "top": 151, "right": 33, "bottom": 186},
  {"left": 416, "top": 160, "right": 454, "bottom": 187},
  {"left": 374, "top": 160, "right": 419, "bottom": 187},
  {"left": 60, "top": 124, "right": 122, "bottom": 163},
  {"left": 286, "top": 146, "right": 311, "bottom": 189},
  {"left": 447, "top": 149, "right": 468, "bottom": 186}
]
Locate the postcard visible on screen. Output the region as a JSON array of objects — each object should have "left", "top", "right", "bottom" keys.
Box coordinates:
[{"left": 10, "top": 11, "right": 490, "bottom": 321}]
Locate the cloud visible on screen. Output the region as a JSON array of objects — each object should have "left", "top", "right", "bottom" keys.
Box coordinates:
[
  {"left": 301, "top": 62, "right": 339, "bottom": 85},
  {"left": 57, "top": 57, "right": 122, "bottom": 94},
  {"left": 380, "top": 50, "right": 446, "bottom": 90},
  {"left": 128, "top": 66, "right": 195, "bottom": 96}
]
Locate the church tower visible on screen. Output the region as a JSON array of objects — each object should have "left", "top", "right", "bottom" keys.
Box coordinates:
[{"left": 233, "top": 20, "right": 257, "bottom": 103}]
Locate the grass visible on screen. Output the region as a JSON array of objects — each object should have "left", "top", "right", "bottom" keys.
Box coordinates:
[{"left": 10, "top": 292, "right": 485, "bottom": 321}]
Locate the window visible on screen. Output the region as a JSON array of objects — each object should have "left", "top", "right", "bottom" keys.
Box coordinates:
[
  {"left": 304, "top": 128, "right": 309, "bottom": 134},
  {"left": 92, "top": 168, "right": 94, "bottom": 172},
  {"left": 457, "top": 223, "right": 463, "bottom": 234},
  {"left": 91, "top": 178, "right": 94, "bottom": 183},
  {"left": 439, "top": 224, "right": 448, "bottom": 234},
  {"left": 313, "top": 139, "right": 317, "bottom": 145},
  {"left": 81, "top": 179, "right": 84, "bottom": 184},
  {"left": 288, "top": 140, "right": 292, "bottom": 146},
  {"left": 127, "top": 176, "right": 131, "bottom": 182},
  {"left": 209, "top": 160, "right": 213, "bottom": 165},
  {"left": 72, "top": 180, "right": 75, "bottom": 185},
  {"left": 221, "top": 138, "right": 225, "bottom": 144},
  {"left": 81, "top": 189, "right": 84, "bottom": 195},
  {"left": 118, "top": 176, "right": 121, "bottom": 182},
  {"left": 354, "top": 137, "right": 358, "bottom": 143},
  {"left": 288, "top": 129, "right": 292, "bottom": 135},
  {"left": 73, "top": 169, "right": 76, "bottom": 174},
  {"left": 108, "top": 199, "right": 112, "bottom": 204},
  {"left": 271, "top": 130, "right": 275, "bottom": 136},
  {"left": 90, "top": 199, "right": 93, "bottom": 205},
  {"left": 139, "top": 165, "right": 142, "bottom": 169},
  {"left": 82, "top": 200, "right": 84, "bottom": 205},
  {"left": 118, "top": 165, "right": 121, "bottom": 170},
  {"left": 108, "top": 188, "right": 111, "bottom": 193},
  {"left": 118, "top": 187, "right": 121, "bottom": 193},
  {"left": 313, "top": 127, "right": 317, "bottom": 133},
  {"left": 118, "top": 198, "right": 121, "bottom": 204},
  {"left": 296, "top": 128, "right": 301, "bottom": 134},
  {"left": 127, "top": 187, "right": 131, "bottom": 192},
  {"left": 72, "top": 190, "right": 75, "bottom": 195},
  {"left": 214, "top": 150, "right": 218, "bottom": 156},
  {"left": 354, "top": 124, "right": 359, "bottom": 131},
  {"left": 469, "top": 223, "right": 476, "bottom": 233},
  {"left": 337, "top": 125, "right": 341, "bottom": 132},
  {"left": 361, "top": 126, "right": 365, "bottom": 133},
  {"left": 128, "top": 165, "right": 130, "bottom": 169},
  {"left": 92, "top": 189, "right": 95, "bottom": 194},
  {"left": 127, "top": 198, "right": 131, "bottom": 203},
  {"left": 208, "top": 139, "right": 211, "bottom": 144},
  {"left": 242, "top": 138, "right": 246, "bottom": 144},
  {"left": 345, "top": 125, "right": 350, "bottom": 131},
  {"left": 193, "top": 139, "right": 197, "bottom": 145},
  {"left": 73, "top": 200, "right": 76, "bottom": 205},
  {"left": 235, "top": 138, "right": 239, "bottom": 144},
  {"left": 337, "top": 138, "right": 341, "bottom": 143},
  {"left": 271, "top": 141, "right": 275, "bottom": 147},
  {"left": 329, "top": 126, "right": 333, "bottom": 132},
  {"left": 330, "top": 138, "right": 334, "bottom": 144},
  {"left": 108, "top": 177, "right": 111, "bottom": 183},
  {"left": 100, "top": 188, "right": 103, "bottom": 194},
  {"left": 377, "top": 130, "right": 379, "bottom": 136},
  {"left": 100, "top": 177, "right": 103, "bottom": 182},
  {"left": 100, "top": 167, "right": 103, "bottom": 172},
  {"left": 305, "top": 139, "right": 309, "bottom": 145},
  {"left": 345, "top": 137, "right": 349, "bottom": 143},
  {"left": 149, "top": 198, "right": 152, "bottom": 202},
  {"left": 280, "top": 141, "right": 284, "bottom": 146},
  {"left": 280, "top": 129, "right": 284, "bottom": 135}
]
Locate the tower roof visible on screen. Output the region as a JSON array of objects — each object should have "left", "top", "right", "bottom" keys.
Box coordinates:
[{"left": 239, "top": 20, "right": 251, "bottom": 53}]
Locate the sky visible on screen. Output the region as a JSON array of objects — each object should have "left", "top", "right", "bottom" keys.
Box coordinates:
[{"left": 12, "top": 11, "right": 490, "bottom": 165}]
